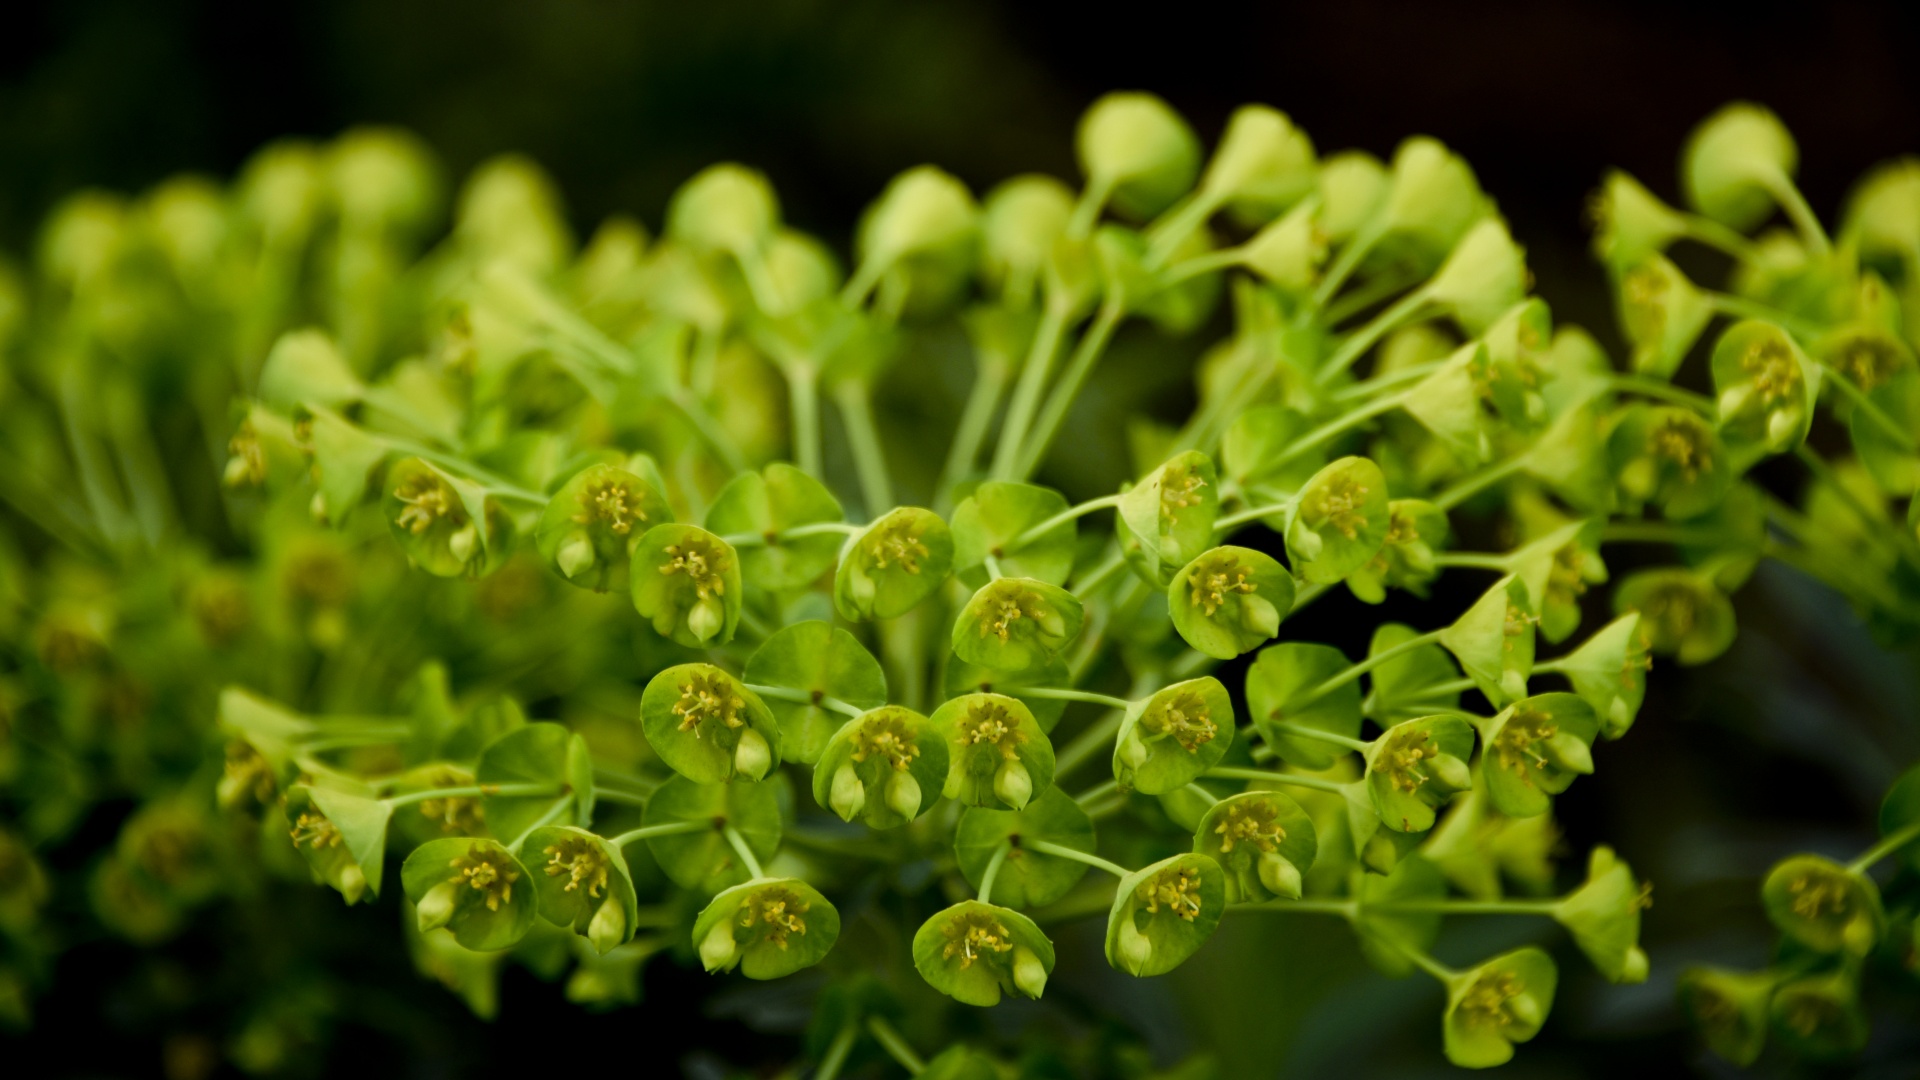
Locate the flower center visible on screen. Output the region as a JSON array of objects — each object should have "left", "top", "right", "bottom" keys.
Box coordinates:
[
  {"left": 394, "top": 472, "right": 464, "bottom": 535},
  {"left": 852, "top": 715, "right": 921, "bottom": 771},
  {"left": 1143, "top": 865, "right": 1205, "bottom": 921},
  {"left": 1494, "top": 708, "right": 1557, "bottom": 782},
  {"left": 574, "top": 479, "right": 645, "bottom": 535},
  {"left": 1214, "top": 802, "right": 1285, "bottom": 855},
  {"left": 452, "top": 845, "right": 520, "bottom": 911},
  {"left": 1189, "top": 554, "right": 1255, "bottom": 617},
  {"left": 740, "top": 886, "right": 810, "bottom": 950},
  {"left": 1741, "top": 339, "right": 1800, "bottom": 406},
  {"left": 1649, "top": 416, "right": 1712, "bottom": 480},
  {"left": 1310, "top": 477, "right": 1370, "bottom": 539},
  {"left": 659, "top": 540, "right": 728, "bottom": 600},
  {"left": 941, "top": 912, "right": 1013, "bottom": 968},
  {"left": 226, "top": 423, "right": 266, "bottom": 487},
  {"left": 1460, "top": 972, "right": 1525, "bottom": 1031},
  {"left": 1621, "top": 265, "right": 1667, "bottom": 340},
  {"left": 868, "top": 524, "right": 929, "bottom": 573},
  {"left": 1547, "top": 546, "right": 1588, "bottom": 608},
  {"left": 543, "top": 837, "right": 610, "bottom": 898},
  {"left": 674, "top": 673, "right": 748, "bottom": 739},
  {"left": 1382, "top": 729, "right": 1439, "bottom": 793},
  {"left": 223, "top": 742, "right": 276, "bottom": 804},
  {"left": 1160, "top": 468, "right": 1208, "bottom": 525},
  {"left": 1145, "top": 691, "right": 1217, "bottom": 753},
  {"left": 289, "top": 812, "right": 342, "bottom": 850},
  {"left": 1787, "top": 872, "right": 1851, "bottom": 919},
  {"left": 957, "top": 702, "right": 1025, "bottom": 760}
]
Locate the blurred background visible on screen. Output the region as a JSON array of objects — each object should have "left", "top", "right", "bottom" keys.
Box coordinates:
[{"left": 4, "top": 0, "right": 1919, "bottom": 1076}]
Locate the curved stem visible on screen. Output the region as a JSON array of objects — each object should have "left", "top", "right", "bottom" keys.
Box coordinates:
[
  {"left": 992, "top": 302, "right": 1071, "bottom": 478},
  {"left": 1760, "top": 169, "right": 1831, "bottom": 256},
  {"left": 1015, "top": 298, "right": 1126, "bottom": 479},
  {"left": 1215, "top": 500, "right": 1296, "bottom": 533},
  {"left": 1391, "top": 939, "right": 1461, "bottom": 983},
  {"left": 814, "top": 1020, "right": 860, "bottom": 1080},
  {"left": 978, "top": 839, "right": 1013, "bottom": 906},
  {"left": 938, "top": 360, "right": 1009, "bottom": 507},
  {"left": 506, "top": 796, "right": 574, "bottom": 855},
  {"left": 1703, "top": 290, "right": 1824, "bottom": 338},
  {"left": 834, "top": 383, "right": 894, "bottom": 515},
  {"left": 723, "top": 826, "right": 765, "bottom": 880},
  {"left": 1849, "top": 821, "right": 1920, "bottom": 874},
  {"left": 1002, "top": 686, "right": 1133, "bottom": 710},
  {"left": 1681, "top": 215, "right": 1763, "bottom": 262},
  {"left": 1267, "top": 721, "right": 1370, "bottom": 753},
  {"left": 982, "top": 553, "right": 1005, "bottom": 581},
  {"left": 788, "top": 363, "right": 823, "bottom": 478},
  {"left": 1313, "top": 220, "right": 1385, "bottom": 308},
  {"left": 1238, "top": 897, "right": 1355, "bottom": 917},
  {"left": 1291, "top": 629, "right": 1447, "bottom": 711},
  {"left": 1432, "top": 456, "right": 1526, "bottom": 511},
  {"left": 1075, "top": 778, "right": 1120, "bottom": 807},
  {"left": 1009, "top": 493, "right": 1123, "bottom": 549},
  {"left": 867, "top": 1017, "right": 927, "bottom": 1075},
  {"left": 1054, "top": 708, "right": 1128, "bottom": 778},
  {"left": 383, "top": 782, "right": 561, "bottom": 809},
  {"left": 1184, "top": 782, "right": 1219, "bottom": 805},
  {"left": 1071, "top": 550, "right": 1130, "bottom": 598},
  {"left": 1823, "top": 365, "right": 1918, "bottom": 450},
  {"left": 1434, "top": 552, "right": 1510, "bottom": 571},
  {"left": 1025, "top": 838, "right": 1132, "bottom": 879},
  {"left": 1205, "top": 766, "right": 1346, "bottom": 795},
  {"left": 1314, "top": 288, "right": 1433, "bottom": 387},
  {"left": 1606, "top": 374, "right": 1715, "bottom": 413},
  {"left": 742, "top": 683, "right": 867, "bottom": 719},
  {"left": 609, "top": 821, "right": 707, "bottom": 847}
]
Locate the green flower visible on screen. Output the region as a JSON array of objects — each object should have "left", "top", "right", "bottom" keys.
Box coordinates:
[
  {"left": 1555, "top": 614, "right": 1653, "bottom": 740},
  {"left": 1770, "top": 971, "right": 1869, "bottom": 1059},
  {"left": 1365, "top": 715, "right": 1474, "bottom": 833},
  {"left": 1441, "top": 948, "right": 1557, "bottom": 1069},
  {"left": 1076, "top": 92, "right": 1201, "bottom": 222},
  {"left": 630, "top": 524, "right": 742, "bottom": 647},
  {"left": 1712, "top": 319, "right": 1819, "bottom": 459},
  {"left": 835, "top": 507, "right": 954, "bottom": 621},
  {"left": 1683, "top": 102, "right": 1798, "bottom": 230},
  {"left": 951, "top": 577, "right": 1084, "bottom": 671},
  {"left": 284, "top": 785, "right": 391, "bottom": 904},
  {"left": 1611, "top": 404, "right": 1732, "bottom": 520},
  {"left": 1346, "top": 500, "right": 1447, "bottom": 604},
  {"left": 665, "top": 162, "right": 779, "bottom": 257},
  {"left": 1104, "top": 854, "right": 1226, "bottom": 977},
  {"left": 1439, "top": 574, "right": 1536, "bottom": 708},
  {"left": 1678, "top": 967, "right": 1774, "bottom": 1066},
  {"left": 1374, "top": 136, "right": 1486, "bottom": 272},
  {"left": 1760, "top": 854, "right": 1883, "bottom": 956},
  {"left": 1424, "top": 218, "right": 1528, "bottom": 335},
  {"left": 1286, "top": 456, "right": 1390, "bottom": 585},
  {"left": 1589, "top": 170, "right": 1688, "bottom": 273},
  {"left": 1118, "top": 451, "right": 1219, "bottom": 585},
  {"left": 1192, "top": 790, "right": 1317, "bottom": 903},
  {"left": 1190, "top": 103, "right": 1317, "bottom": 226},
  {"left": 404, "top": 837, "right": 539, "bottom": 952},
  {"left": 1614, "top": 568, "right": 1735, "bottom": 666},
  {"left": 933, "top": 693, "right": 1055, "bottom": 811},
  {"left": 639, "top": 664, "right": 781, "bottom": 784},
  {"left": 1552, "top": 846, "right": 1650, "bottom": 983},
  {"left": 693, "top": 877, "right": 838, "bottom": 981},
  {"left": 1508, "top": 519, "right": 1606, "bottom": 645},
  {"left": 848, "top": 166, "right": 980, "bottom": 313},
  {"left": 1482, "top": 693, "right": 1598, "bottom": 819},
  {"left": 981, "top": 176, "right": 1073, "bottom": 305},
  {"left": 1112, "top": 677, "right": 1234, "bottom": 794},
  {"left": 1167, "top": 545, "right": 1292, "bottom": 658},
  {"left": 1613, "top": 255, "right": 1714, "bottom": 378},
  {"left": 536, "top": 462, "right": 672, "bottom": 592},
  {"left": 913, "top": 900, "right": 1054, "bottom": 1005},
  {"left": 812, "top": 706, "right": 947, "bottom": 828},
  {"left": 525, "top": 826, "right": 638, "bottom": 955},
  {"left": 384, "top": 458, "right": 515, "bottom": 578}
]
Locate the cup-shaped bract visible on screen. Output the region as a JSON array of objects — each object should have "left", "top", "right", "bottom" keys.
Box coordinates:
[
  {"left": 942, "top": 651, "right": 1073, "bottom": 733},
  {"left": 327, "top": 126, "right": 442, "bottom": 236},
  {"left": 404, "top": 837, "right": 539, "bottom": 952},
  {"left": 835, "top": 507, "right": 954, "bottom": 621},
  {"left": 284, "top": 785, "right": 391, "bottom": 904},
  {"left": 1614, "top": 255, "right": 1714, "bottom": 378},
  {"left": 454, "top": 155, "right": 573, "bottom": 273},
  {"left": 384, "top": 458, "right": 515, "bottom": 578},
  {"left": 811, "top": 706, "right": 947, "bottom": 829},
  {"left": 1168, "top": 545, "right": 1292, "bottom": 659},
  {"left": 951, "top": 481, "right": 1077, "bottom": 588},
  {"left": 216, "top": 688, "right": 310, "bottom": 808},
  {"left": 1193, "top": 790, "right": 1317, "bottom": 903},
  {"left": 302, "top": 405, "right": 389, "bottom": 524},
  {"left": 1104, "top": 853, "right": 1226, "bottom": 977},
  {"left": 477, "top": 722, "right": 594, "bottom": 839},
  {"left": 705, "top": 464, "right": 846, "bottom": 593},
  {"left": 1614, "top": 568, "right": 1735, "bottom": 666},
  {"left": 1199, "top": 104, "right": 1317, "bottom": 225},
  {"left": 914, "top": 900, "right": 1054, "bottom": 1006},
  {"left": 631, "top": 524, "right": 742, "bottom": 647},
  {"left": 1363, "top": 622, "right": 1464, "bottom": 725},
  {"left": 951, "top": 577, "right": 1084, "bottom": 671},
  {"left": 1557, "top": 613, "right": 1652, "bottom": 739},
  {"left": 1440, "top": 574, "right": 1536, "bottom": 708},
  {"left": 1442, "top": 947, "right": 1558, "bottom": 1069},
  {"left": 1240, "top": 198, "right": 1325, "bottom": 295},
  {"left": 525, "top": 826, "right": 639, "bottom": 955},
  {"left": 1610, "top": 405, "right": 1731, "bottom": 520},
  {"left": 1425, "top": 218, "right": 1527, "bottom": 336},
  {"left": 1711, "top": 320, "right": 1819, "bottom": 459},
  {"left": 1119, "top": 451, "right": 1219, "bottom": 583},
  {"left": 642, "top": 775, "right": 783, "bottom": 892},
  {"left": 1482, "top": 693, "right": 1599, "bottom": 818},
  {"left": 1245, "top": 642, "right": 1363, "bottom": 770},
  {"left": 1551, "top": 846, "right": 1650, "bottom": 984},
  {"left": 1377, "top": 136, "right": 1485, "bottom": 269},
  {"left": 1346, "top": 500, "right": 1448, "bottom": 604},
  {"left": 932, "top": 693, "right": 1055, "bottom": 811},
  {"left": 1317, "top": 150, "right": 1387, "bottom": 244},
  {"left": 1760, "top": 854, "right": 1883, "bottom": 956},
  {"left": 981, "top": 176, "right": 1074, "bottom": 305},
  {"left": 666, "top": 163, "right": 779, "bottom": 257},
  {"left": 1509, "top": 520, "right": 1607, "bottom": 645},
  {"left": 1590, "top": 170, "right": 1688, "bottom": 272},
  {"left": 1768, "top": 971, "right": 1869, "bottom": 1060},
  {"left": 1403, "top": 342, "right": 1498, "bottom": 466},
  {"left": 640, "top": 665, "right": 782, "bottom": 784},
  {"left": 854, "top": 165, "right": 979, "bottom": 311},
  {"left": 1366, "top": 715, "right": 1475, "bottom": 833},
  {"left": 1683, "top": 102, "right": 1797, "bottom": 231},
  {"left": 953, "top": 786, "right": 1095, "bottom": 909},
  {"left": 1112, "top": 677, "right": 1234, "bottom": 794},
  {"left": 259, "top": 329, "right": 364, "bottom": 412},
  {"left": 744, "top": 621, "right": 887, "bottom": 765},
  {"left": 223, "top": 405, "right": 308, "bottom": 492},
  {"left": 694, "top": 877, "right": 839, "bottom": 980},
  {"left": 536, "top": 463, "right": 672, "bottom": 592},
  {"left": 1680, "top": 966, "right": 1775, "bottom": 1066},
  {"left": 1077, "top": 92, "right": 1201, "bottom": 222},
  {"left": 1286, "top": 456, "right": 1391, "bottom": 585}
]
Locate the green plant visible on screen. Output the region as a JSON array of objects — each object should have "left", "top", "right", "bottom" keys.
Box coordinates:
[{"left": 0, "top": 96, "right": 1914, "bottom": 1074}]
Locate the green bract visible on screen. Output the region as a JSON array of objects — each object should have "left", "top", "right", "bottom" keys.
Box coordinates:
[
  {"left": 1679, "top": 967, "right": 1775, "bottom": 1066},
  {"left": 1194, "top": 104, "right": 1316, "bottom": 225},
  {"left": 812, "top": 706, "right": 945, "bottom": 828},
  {"left": 1439, "top": 574, "right": 1536, "bottom": 707},
  {"left": 1346, "top": 500, "right": 1447, "bottom": 604},
  {"left": 640, "top": 665, "right": 781, "bottom": 783},
  {"left": 630, "top": 524, "right": 742, "bottom": 647},
  {"left": 284, "top": 784, "right": 391, "bottom": 904},
  {"left": 950, "top": 481, "right": 1077, "bottom": 588},
  {"left": 404, "top": 837, "right": 539, "bottom": 951},
  {"left": 1614, "top": 255, "right": 1714, "bottom": 378},
  {"left": 1363, "top": 622, "right": 1463, "bottom": 724},
  {"left": 1365, "top": 714, "right": 1474, "bottom": 833},
  {"left": 1610, "top": 404, "right": 1732, "bottom": 519},
  {"left": 477, "top": 722, "right": 594, "bottom": 839},
  {"left": 1118, "top": 451, "right": 1219, "bottom": 584},
  {"left": 1167, "top": 545, "right": 1292, "bottom": 658},
  {"left": 1850, "top": 368, "right": 1920, "bottom": 495},
  {"left": 666, "top": 163, "right": 778, "bottom": 257},
  {"left": 1553, "top": 846, "right": 1650, "bottom": 983},
  {"left": 704, "top": 464, "right": 845, "bottom": 591},
  {"left": 1769, "top": 971, "right": 1869, "bottom": 1059},
  {"left": 1481, "top": 693, "right": 1598, "bottom": 818},
  {"left": 1760, "top": 854, "right": 1882, "bottom": 955},
  {"left": 953, "top": 787, "right": 1095, "bottom": 908},
  {"left": 913, "top": 900, "right": 1054, "bottom": 1006},
  {"left": 835, "top": 507, "right": 954, "bottom": 621},
  {"left": 1556, "top": 613, "right": 1652, "bottom": 738},
  {"left": 1286, "top": 456, "right": 1390, "bottom": 584},
  {"left": 1591, "top": 170, "right": 1687, "bottom": 272},
  {"left": 1507, "top": 519, "right": 1605, "bottom": 645},
  {"left": 1441, "top": 947, "right": 1557, "bottom": 1069},
  {"left": 1711, "top": 319, "right": 1819, "bottom": 459},
  {"left": 641, "top": 775, "right": 783, "bottom": 891},
  {"left": 1192, "top": 790, "right": 1316, "bottom": 903},
  {"left": 695, "top": 877, "right": 839, "bottom": 980},
  {"left": 932, "top": 693, "right": 1054, "bottom": 811},
  {"left": 950, "top": 577, "right": 1084, "bottom": 671},
  {"left": 1614, "top": 568, "right": 1735, "bottom": 665},
  {"left": 1112, "top": 677, "right": 1233, "bottom": 794},
  {"left": 1245, "top": 642, "right": 1362, "bottom": 770},
  {"left": 1105, "top": 853, "right": 1225, "bottom": 977},
  {"left": 384, "top": 458, "right": 515, "bottom": 578},
  {"left": 524, "top": 827, "right": 639, "bottom": 954},
  {"left": 744, "top": 622, "right": 887, "bottom": 764},
  {"left": 1683, "top": 102, "right": 1797, "bottom": 231},
  {"left": 1076, "top": 92, "right": 1200, "bottom": 222},
  {"left": 536, "top": 462, "right": 672, "bottom": 592}
]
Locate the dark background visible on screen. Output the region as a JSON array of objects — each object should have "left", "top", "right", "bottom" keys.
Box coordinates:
[{"left": 5, "top": 1, "right": 1920, "bottom": 1076}]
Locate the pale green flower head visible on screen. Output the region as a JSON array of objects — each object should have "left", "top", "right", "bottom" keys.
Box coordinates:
[
  {"left": 1441, "top": 948, "right": 1557, "bottom": 1069},
  {"left": 1683, "top": 102, "right": 1797, "bottom": 230}
]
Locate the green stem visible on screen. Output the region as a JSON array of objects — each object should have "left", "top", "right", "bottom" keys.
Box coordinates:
[
  {"left": 867, "top": 1017, "right": 926, "bottom": 1075},
  {"left": 789, "top": 363, "right": 823, "bottom": 478},
  {"left": 1159, "top": 245, "right": 1244, "bottom": 285},
  {"left": 938, "top": 359, "right": 1009, "bottom": 507},
  {"left": 1372, "top": 899, "right": 1557, "bottom": 916},
  {"left": 1145, "top": 190, "right": 1225, "bottom": 268},
  {"left": 1240, "top": 387, "right": 1411, "bottom": 482},
  {"left": 1434, "top": 552, "right": 1510, "bottom": 571},
  {"left": 992, "top": 302, "right": 1070, "bottom": 478},
  {"left": 506, "top": 796, "right": 574, "bottom": 855},
  {"left": 1606, "top": 374, "right": 1715, "bottom": 413},
  {"left": 1848, "top": 821, "right": 1920, "bottom": 874},
  {"left": 1291, "top": 629, "right": 1448, "bottom": 711},
  {"left": 1823, "top": 365, "right": 1918, "bottom": 450},
  {"left": 719, "top": 520, "right": 864, "bottom": 550},
  {"left": 1313, "top": 220, "right": 1385, "bottom": 308},
  {"left": 1267, "top": 722, "right": 1370, "bottom": 753},
  {"left": 1205, "top": 767, "right": 1346, "bottom": 795},
  {"left": 1314, "top": 288, "right": 1433, "bottom": 387},
  {"left": 1681, "top": 215, "right": 1763, "bottom": 262},
  {"left": 1760, "top": 169, "right": 1832, "bottom": 256},
  {"left": 1025, "top": 838, "right": 1133, "bottom": 879},
  {"left": 1392, "top": 940, "right": 1461, "bottom": 983},
  {"left": 1002, "top": 686, "right": 1133, "bottom": 710},
  {"left": 1238, "top": 897, "right": 1356, "bottom": 917},
  {"left": 1075, "top": 778, "right": 1120, "bottom": 807},
  {"left": 1215, "top": 499, "right": 1296, "bottom": 533},
  {"left": 1703, "top": 290, "right": 1824, "bottom": 338},
  {"left": 1795, "top": 444, "right": 1918, "bottom": 569},
  {"left": 1009, "top": 493, "right": 1123, "bottom": 549},
  {"left": 982, "top": 554, "right": 1005, "bottom": 580},
  {"left": 1015, "top": 298, "right": 1126, "bottom": 479},
  {"left": 814, "top": 1021, "right": 860, "bottom": 1080},
  {"left": 723, "top": 826, "right": 766, "bottom": 880},
  {"left": 1184, "top": 783, "right": 1219, "bottom": 805},
  {"left": 835, "top": 383, "right": 894, "bottom": 515},
  {"left": 1071, "top": 550, "right": 1130, "bottom": 598},
  {"left": 1602, "top": 521, "right": 1729, "bottom": 546},
  {"left": 383, "top": 783, "right": 561, "bottom": 809},
  {"left": 594, "top": 788, "right": 650, "bottom": 807},
  {"left": 1054, "top": 708, "right": 1127, "bottom": 778},
  {"left": 978, "top": 839, "right": 1013, "bottom": 906},
  {"left": 1432, "top": 455, "right": 1526, "bottom": 511},
  {"left": 742, "top": 683, "right": 867, "bottom": 719},
  {"left": 610, "top": 821, "right": 708, "bottom": 847}
]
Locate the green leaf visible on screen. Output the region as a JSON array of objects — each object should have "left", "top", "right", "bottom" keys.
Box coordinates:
[
  {"left": 705, "top": 464, "right": 846, "bottom": 591},
  {"left": 475, "top": 723, "right": 580, "bottom": 841},
  {"left": 1363, "top": 623, "right": 1461, "bottom": 725},
  {"left": 402, "top": 837, "right": 539, "bottom": 952},
  {"left": 835, "top": 507, "right": 954, "bottom": 620},
  {"left": 630, "top": 524, "right": 743, "bottom": 647},
  {"left": 1556, "top": 613, "right": 1652, "bottom": 739},
  {"left": 743, "top": 622, "right": 887, "bottom": 765},
  {"left": 1442, "top": 947, "right": 1557, "bottom": 1068},
  {"left": 1167, "top": 545, "right": 1293, "bottom": 659},
  {"left": 536, "top": 463, "right": 673, "bottom": 593},
  {"left": 811, "top": 706, "right": 947, "bottom": 828},
  {"left": 942, "top": 651, "right": 1072, "bottom": 733},
  {"left": 931, "top": 693, "right": 1056, "bottom": 811},
  {"left": 950, "top": 577, "right": 1084, "bottom": 671},
  {"left": 951, "top": 481, "right": 1078, "bottom": 588},
  {"left": 954, "top": 787, "right": 1094, "bottom": 908},
  {"left": 1113, "top": 677, "right": 1234, "bottom": 794},
  {"left": 912, "top": 900, "right": 1054, "bottom": 1006},
  {"left": 693, "top": 877, "right": 839, "bottom": 979},
  {"left": 1440, "top": 574, "right": 1535, "bottom": 707},
  {"left": 1481, "top": 693, "right": 1598, "bottom": 818},
  {"left": 1245, "top": 642, "right": 1362, "bottom": 770},
  {"left": 1365, "top": 715, "right": 1474, "bottom": 833},
  {"left": 1104, "top": 853, "right": 1225, "bottom": 976},
  {"left": 642, "top": 774, "right": 783, "bottom": 892},
  {"left": 1552, "top": 846, "right": 1649, "bottom": 984},
  {"left": 639, "top": 664, "right": 782, "bottom": 784},
  {"left": 1286, "top": 456, "right": 1391, "bottom": 584},
  {"left": 1192, "top": 790, "right": 1317, "bottom": 903},
  {"left": 284, "top": 784, "right": 391, "bottom": 904}
]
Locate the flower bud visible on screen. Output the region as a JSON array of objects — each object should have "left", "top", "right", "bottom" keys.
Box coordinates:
[
  {"left": 1423, "top": 217, "right": 1527, "bottom": 335},
  {"left": 687, "top": 596, "right": 724, "bottom": 644},
  {"left": 1429, "top": 752, "right": 1472, "bottom": 793},
  {"left": 1844, "top": 157, "right": 1920, "bottom": 265},
  {"left": 982, "top": 176, "right": 1075, "bottom": 304},
  {"left": 447, "top": 523, "right": 479, "bottom": 566},
  {"left": 700, "top": 917, "right": 740, "bottom": 973},
  {"left": 1076, "top": 92, "right": 1201, "bottom": 222},
  {"left": 829, "top": 763, "right": 866, "bottom": 823},
  {"left": 556, "top": 534, "right": 595, "bottom": 580},
  {"left": 1317, "top": 150, "right": 1387, "bottom": 243},
  {"left": 1442, "top": 948, "right": 1557, "bottom": 1068},
  {"left": 239, "top": 140, "right": 323, "bottom": 244},
  {"left": 1683, "top": 102, "right": 1797, "bottom": 230},
  {"left": 1257, "top": 852, "right": 1303, "bottom": 899},
  {"left": 416, "top": 881, "right": 459, "bottom": 932},
  {"left": 1291, "top": 527, "right": 1323, "bottom": 560},
  {"left": 1591, "top": 170, "right": 1687, "bottom": 272},
  {"left": 1380, "top": 137, "right": 1485, "bottom": 264},
  {"left": 455, "top": 154, "right": 572, "bottom": 273},
  {"left": 1012, "top": 945, "right": 1049, "bottom": 999},
  {"left": 667, "top": 163, "right": 779, "bottom": 255},
  {"left": 732, "top": 728, "right": 772, "bottom": 781},
  {"left": 994, "top": 761, "right": 1033, "bottom": 810},
  {"left": 885, "top": 771, "right": 922, "bottom": 821},
  {"left": 327, "top": 126, "right": 441, "bottom": 236},
  {"left": 586, "top": 895, "right": 628, "bottom": 955},
  {"left": 1679, "top": 967, "right": 1773, "bottom": 1066},
  {"left": 1116, "top": 916, "right": 1153, "bottom": 973},
  {"left": 1202, "top": 106, "right": 1317, "bottom": 223}
]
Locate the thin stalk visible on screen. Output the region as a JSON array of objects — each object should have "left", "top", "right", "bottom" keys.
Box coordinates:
[
  {"left": 1291, "top": 628, "right": 1447, "bottom": 711},
  {"left": 1393, "top": 940, "right": 1461, "bottom": 983},
  {"left": 835, "top": 383, "right": 894, "bottom": 515},
  {"left": 506, "top": 796, "right": 575, "bottom": 855},
  {"left": 595, "top": 788, "right": 650, "bottom": 807},
  {"left": 1002, "top": 686, "right": 1133, "bottom": 710},
  {"left": 1313, "top": 220, "right": 1386, "bottom": 308},
  {"left": 1266, "top": 722, "right": 1370, "bottom": 753},
  {"left": 1184, "top": 783, "right": 1219, "bottom": 805},
  {"left": 744, "top": 683, "right": 867, "bottom": 719},
  {"left": 1145, "top": 190, "right": 1225, "bottom": 268},
  {"left": 1607, "top": 374, "right": 1715, "bottom": 413},
  {"left": 1009, "top": 493, "right": 1123, "bottom": 549},
  {"left": 1015, "top": 298, "right": 1126, "bottom": 479},
  {"left": 1681, "top": 215, "right": 1764, "bottom": 262},
  {"left": 1244, "top": 387, "right": 1411, "bottom": 481},
  {"left": 1074, "top": 778, "right": 1120, "bottom": 807},
  {"left": 610, "top": 821, "right": 708, "bottom": 847},
  {"left": 983, "top": 553, "right": 1005, "bottom": 580},
  {"left": 1432, "top": 456, "right": 1527, "bottom": 511},
  {"left": 1848, "top": 821, "right": 1920, "bottom": 874},
  {"left": 1025, "top": 838, "right": 1133, "bottom": 879},
  {"left": 789, "top": 364, "right": 823, "bottom": 478},
  {"left": 1206, "top": 767, "right": 1347, "bottom": 795},
  {"left": 1822, "top": 365, "right": 1918, "bottom": 450},
  {"left": 383, "top": 782, "right": 562, "bottom": 809},
  {"left": 937, "top": 359, "right": 1009, "bottom": 508},
  {"left": 1313, "top": 288, "right": 1433, "bottom": 387},
  {"left": 978, "top": 840, "right": 1013, "bottom": 906},
  {"left": 1703, "top": 290, "right": 1824, "bottom": 338},
  {"left": 1238, "top": 897, "right": 1356, "bottom": 917},
  {"left": 867, "top": 1017, "right": 927, "bottom": 1075},
  {"left": 1434, "top": 552, "right": 1510, "bottom": 571},
  {"left": 1372, "top": 898, "right": 1557, "bottom": 916},
  {"left": 1054, "top": 708, "right": 1127, "bottom": 778},
  {"left": 1159, "top": 245, "right": 1245, "bottom": 285},
  {"left": 1071, "top": 550, "right": 1130, "bottom": 598},
  {"left": 1796, "top": 444, "right": 1919, "bottom": 570},
  {"left": 992, "top": 302, "right": 1071, "bottom": 478},
  {"left": 723, "top": 826, "right": 765, "bottom": 880},
  {"left": 1215, "top": 500, "right": 1295, "bottom": 533},
  {"left": 814, "top": 1021, "right": 860, "bottom": 1080},
  {"left": 668, "top": 388, "right": 750, "bottom": 474},
  {"left": 1760, "top": 170, "right": 1832, "bottom": 255},
  {"left": 1325, "top": 268, "right": 1422, "bottom": 325}
]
